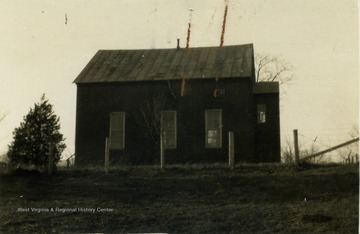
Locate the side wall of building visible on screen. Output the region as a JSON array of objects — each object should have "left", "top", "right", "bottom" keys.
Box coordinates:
[
  {"left": 75, "top": 78, "right": 279, "bottom": 166},
  {"left": 254, "top": 93, "right": 281, "bottom": 162}
]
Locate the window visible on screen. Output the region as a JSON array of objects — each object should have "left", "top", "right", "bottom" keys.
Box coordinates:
[
  {"left": 205, "top": 109, "right": 222, "bottom": 148},
  {"left": 257, "top": 104, "right": 266, "bottom": 124},
  {"left": 109, "top": 112, "right": 125, "bottom": 149},
  {"left": 161, "top": 111, "right": 177, "bottom": 149}
]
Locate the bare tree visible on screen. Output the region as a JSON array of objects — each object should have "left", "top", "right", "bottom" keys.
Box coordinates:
[
  {"left": 282, "top": 136, "right": 324, "bottom": 164},
  {"left": 131, "top": 94, "right": 167, "bottom": 164},
  {"left": 255, "top": 53, "right": 295, "bottom": 84},
  {"left": 339, "top": 123, "right": 359, "bottom": 163},
  {"left": 348, "top": 123, "right": 359, "bottom": 157},
  {"left": 349, "top": 123, "right": 359, "bottom": 138},
  {"left": 135, "top": 94, "right": 165, "bottom": 144},
  {"left": 281, "top": 137, "right": 294, "bottom": 164},
  {"left": 301, "top": 142, "right": 322, "bottom": 164}
]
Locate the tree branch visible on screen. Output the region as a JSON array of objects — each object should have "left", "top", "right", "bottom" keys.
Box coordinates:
[{"left": 255, "top": 53, "right": 295, "bottom": 85}]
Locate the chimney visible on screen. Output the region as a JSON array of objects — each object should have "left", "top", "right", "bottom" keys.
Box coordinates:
[{"left": 177, "top": 39, "right": 180, "bottom": 50}]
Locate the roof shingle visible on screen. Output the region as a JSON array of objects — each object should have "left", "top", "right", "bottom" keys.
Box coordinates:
[{"left": 74, "top": 44, "right": 255, "bottom": 84}]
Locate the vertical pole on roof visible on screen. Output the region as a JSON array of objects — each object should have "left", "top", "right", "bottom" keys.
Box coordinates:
[
  {"left": 228, "top": 131, "right": 234, "bottom": 170},
  {"left": 105, "top": 138, "right": 109, "bottom": 175},
  {"left": 160, "top": 132, "right": 164, "bottom": 169},
  {"left": 293, "top": 129, "right": 299, "bottom": 167}
]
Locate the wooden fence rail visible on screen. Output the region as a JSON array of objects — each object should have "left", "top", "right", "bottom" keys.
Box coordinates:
[{"left": 300, "top": 137, "right": 359, "bottom": 162}]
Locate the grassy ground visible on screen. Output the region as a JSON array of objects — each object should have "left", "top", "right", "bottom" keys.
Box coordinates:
[{"left": 0, "top": 163, "right": 358, "bottom": 233}]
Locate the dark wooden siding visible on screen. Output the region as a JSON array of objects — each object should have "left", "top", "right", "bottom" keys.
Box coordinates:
[
  {"left": 74, "top": 77, "right": 279, "bottom": 166},
  {"left": 254, "top": 93, "right": 281, "bottom": 162}
]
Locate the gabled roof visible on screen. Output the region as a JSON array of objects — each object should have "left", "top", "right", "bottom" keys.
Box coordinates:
[{"left": 74, "top": 44, "right": 255, "bottom": 84}]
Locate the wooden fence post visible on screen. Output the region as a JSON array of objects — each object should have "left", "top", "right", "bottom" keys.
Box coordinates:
[
  {"left": 228, "top": 132, "right": 234, "bottom": 170},
  {"left": 160, "top": 132, "right": 164, "bottom": 170},
  {"left": 48, "top": 142, "right": 54, "bottom": 176},
  {"left": 347, "top": 150, "right": 352, "bottom": 165},
  {"left": 105, "top": 138, "right": 109, "bottom": 175},
  {"left": 293, "top": 129, "right": 299, "bottom": 167}
]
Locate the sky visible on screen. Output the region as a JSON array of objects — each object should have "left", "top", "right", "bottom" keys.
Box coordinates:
[{"left": 0, "top": 0, "right": 359, "bottom": 162}]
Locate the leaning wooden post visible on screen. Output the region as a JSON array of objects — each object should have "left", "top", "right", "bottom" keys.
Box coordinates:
[
  {"left": 228, "top": 131, "right": 234, "bottom": 170},
  {"left": 347, "top": 150, "right": 352, "bottom": 165},
  {"left": 48, "top": 142, "right": 54, "bottom": 176},
  {"left": 105, "top": 138, "right": 109, "bottom": 175},
  {"left": 160, "top": 132, "right": 164, "bottom": 170},
  {"left": 293, "top": 129, "right": 299, "bottom": 166}
]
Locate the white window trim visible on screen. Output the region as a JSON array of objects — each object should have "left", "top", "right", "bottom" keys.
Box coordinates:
[
  {"left": 109, "top": 112, "right": 125, "bottom": 149},
  {"left": 161, "top": 111, "right": 177, "bottom": 149},
  {"left": 205, "top": 109, "right": 222, "bottom": 148},
  {"left": 257, "top": 104, "right": 266, "bottom": 124}
]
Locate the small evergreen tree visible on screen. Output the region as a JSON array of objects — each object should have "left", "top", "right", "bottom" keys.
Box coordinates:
[{"left": 7, "top": 94, "right": 66, "bottom": 169}]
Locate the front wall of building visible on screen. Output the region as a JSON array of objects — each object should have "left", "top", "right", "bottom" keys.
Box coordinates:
[{"left": 75, "top": 78, "right": 279, "bottom": 166}]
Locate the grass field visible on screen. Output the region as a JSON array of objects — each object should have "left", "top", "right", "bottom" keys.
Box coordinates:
[{"left": 0, "top": 163, "right": 358, "bottom": 233}]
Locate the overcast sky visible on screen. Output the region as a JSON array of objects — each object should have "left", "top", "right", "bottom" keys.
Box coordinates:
[{"left": 0, "top": 0, "right": 358, "bottom": 162}]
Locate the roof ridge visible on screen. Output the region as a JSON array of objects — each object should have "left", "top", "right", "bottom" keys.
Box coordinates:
[{"left": 97, "top": 43, "right": 254, "bottom": 52}]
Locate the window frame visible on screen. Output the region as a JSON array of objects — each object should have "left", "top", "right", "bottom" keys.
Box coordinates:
[
  {"left": 257, "top": 104, "right": 267, "bottom": 124},
  {"left": 205, "top": 109, "right": 223, "bottom": 148},
  {"left": 109, "top": 112, "right": 125, "bottom": 149},
  {"left": 161, "top": 111, "right": 177, "bottom": 149}
]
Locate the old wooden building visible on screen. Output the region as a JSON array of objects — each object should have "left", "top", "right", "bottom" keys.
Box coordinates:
[{"left": 74, "top": 43, "right": 280, "bottom": 166}]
